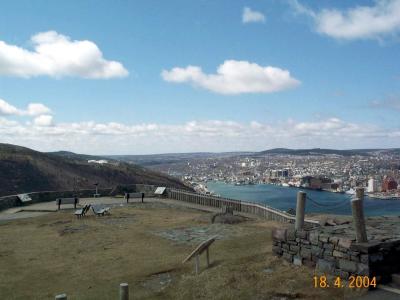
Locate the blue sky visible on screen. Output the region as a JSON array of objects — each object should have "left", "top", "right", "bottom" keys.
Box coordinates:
[{"left": 0, "top": 0, "right": 400, "bottom": 154}]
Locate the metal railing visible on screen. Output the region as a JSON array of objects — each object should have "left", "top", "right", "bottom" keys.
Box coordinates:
[{"left": 166, "top": 188, "right": 319, "bottom": 226}]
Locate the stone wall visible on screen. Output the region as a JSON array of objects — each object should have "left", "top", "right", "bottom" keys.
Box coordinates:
[
  {"left": 28, "top": 189, "right": 113, "bottom": 204},
  {"left": 0, "top": 195, "right": 19, "bottom": 211},
  {"left": 134, "top": 184, "right": 157, "bottom": 196},
  {"left": 272, "top": 226, "right": 400, "bottom": 283},
  {"left": 0, "top": 185, "right": 146, "bottom": 211}
]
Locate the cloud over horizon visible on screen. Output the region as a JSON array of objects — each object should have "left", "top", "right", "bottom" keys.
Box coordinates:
[
  {"left": 290, "top": 0, "right": 400, "bottom": 40},
  {"left": 242, "top": 7, "right": 266, "bottom": 24},
  {"left": 33, "top": 115, "right": 53, "bottom": 126},
  {"left": 0, "top": 31, "right": 129, "bottom": 79},
  {"left": 0, "top": 98, "right": 51, "bottom": 116},
  {"left": 0, "top": 98, "right": 399, "bottom": 154},
  {"left": 161, "top": 60, "right": 300, "bottom": 94}
]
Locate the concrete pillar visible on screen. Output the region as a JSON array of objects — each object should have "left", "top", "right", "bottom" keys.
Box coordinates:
[
  {"left": 351, "top": 188, "right": 368, "bottom": 243},
  {"left": 295, "top": 192, "right": 306, "bottom": 230},
  {"left": 119, "top": 283, "right": 129, "bottom": 300}
]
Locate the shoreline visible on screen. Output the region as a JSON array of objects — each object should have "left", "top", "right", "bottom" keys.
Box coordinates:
[
  {"left": 205, "top": 181, "right": 400, "bottom": 217},
  {"left": 205, "top": 180, "right": 400, "bottom": 201}
]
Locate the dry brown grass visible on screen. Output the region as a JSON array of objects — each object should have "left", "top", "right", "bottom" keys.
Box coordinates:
[{"left": 0, "top": 203, "right": 366, "bottom": 299}]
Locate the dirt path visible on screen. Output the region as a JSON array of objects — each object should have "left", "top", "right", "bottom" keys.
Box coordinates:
[{"left": 0, "top": 196, "right": 228, "bottom": 222}]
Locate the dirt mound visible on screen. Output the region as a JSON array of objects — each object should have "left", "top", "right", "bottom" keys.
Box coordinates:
[{"left": 211, "top": 213, "right": 247, "bottom": 224}]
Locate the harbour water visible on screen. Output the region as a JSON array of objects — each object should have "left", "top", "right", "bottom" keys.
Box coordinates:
[{"left": 206, "top": 181, "right": 400, "bottom": 217}]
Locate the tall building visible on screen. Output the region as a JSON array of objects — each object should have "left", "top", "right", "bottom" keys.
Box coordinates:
[{"left": 367, "top": 178, "right": 379, "bottom": 193}]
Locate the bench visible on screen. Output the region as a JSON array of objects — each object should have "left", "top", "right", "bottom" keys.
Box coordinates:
[
  {"left": 125, "top": 192, "right": 144, "bottom": 203},
  {"left": 92, "top": 205, "right": 110, "bottom": 216},
  {"left": 56, "top": 197, "right": 79, "bottom": 210},
  {"left": 183, "top": 236, "right": 217, "bottom": 274},
  {"left": 74, "top": 204, "right": 91, "bottom": 218}
]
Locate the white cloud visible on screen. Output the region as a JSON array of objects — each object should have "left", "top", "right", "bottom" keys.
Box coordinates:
[
  {"left": 33, "top": 115, "right": 53, "bottom": 126},
  {"left": 0, "top": 98, "right": 51, "bottom": 116},
  {"left": 242, "top": 7, "right": 266, "bottom": 24},
  {"left": 1, "top": 98, "right": 398, "bottom": 154},
  {"left": 290, "top": 0, "right": 400, "bottom": 40},
  {"left": 161, "top": 60, "right": 300, "bottom": 94},
  {"left": 0, "top": 114, "right": 399, "bottom": 154},
  {"left": 0, "top": 31, "right": 129, "bottom": 78},
  {"left": 0, "top": 99, "right": 20, "bottom": 115},
  {"left": 26, "top": 103, "right": 51, "bottom": 116}
]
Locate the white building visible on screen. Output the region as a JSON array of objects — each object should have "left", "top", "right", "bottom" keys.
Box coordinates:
[
  {"left": 367, "top": 178, "right": 379, "bottom": 193},
  {"left": 88, "top": 159, "right": 108, "bottom": 164}
]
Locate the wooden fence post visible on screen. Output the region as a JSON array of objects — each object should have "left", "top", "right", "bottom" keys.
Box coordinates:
[
  {"left": 195, "top": 254, "right": 200, "bottom": 274},
  {"left": 351, "top": 188, "right": 368, "bottom": 243},
  {"left": 295, "top": 191, "right": 306, "bottom": 230},
  {"left": 120, "top": 283, "right": 129, "bottom": 300}
]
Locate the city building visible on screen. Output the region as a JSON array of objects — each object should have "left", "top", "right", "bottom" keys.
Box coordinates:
[
  {"left": 382, "top": 177, "right": 398, "bottom": 192},
  {"left": 368, "top": 178, "right": 379, "bottom": 193}
]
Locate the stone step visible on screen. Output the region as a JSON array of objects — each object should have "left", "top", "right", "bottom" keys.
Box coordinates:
[{"left": 391, "top": 273, "right": 400, "bottom": 287}]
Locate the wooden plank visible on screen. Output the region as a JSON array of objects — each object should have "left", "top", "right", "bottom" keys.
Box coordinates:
[
  {"left": 128, "top": 192, "right": 143, "bottom": 198},
  {"left": 182, "top": 236, "right": 217, "bottom": 264},
  {"left": 57, "top": 198, "right": 77, "bottom": 205}
]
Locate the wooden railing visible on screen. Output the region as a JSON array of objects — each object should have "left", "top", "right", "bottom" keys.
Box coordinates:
[{"left": 166, "top": 188, "right": 319, "bottom": 226}]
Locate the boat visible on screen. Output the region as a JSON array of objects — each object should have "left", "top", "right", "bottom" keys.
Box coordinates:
[{"left": 345, "top": 188, "right": 356, "bottom": 195}]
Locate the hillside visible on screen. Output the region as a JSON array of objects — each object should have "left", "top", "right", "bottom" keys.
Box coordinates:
[
  {"left": 256, "top": 148, "right": 400, "bottom": 157},
  {"left": 107, "top": 152, "right": 252, "bottom": 166},
  {"left": 0, "top": 143, "right": 189, "bottom": 197}
]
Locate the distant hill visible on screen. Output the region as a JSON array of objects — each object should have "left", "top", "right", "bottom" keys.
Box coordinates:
[
  {"left": 256, "top": 148, "right": 400, "bottom": 156},
  {"left": 0, "top": 143, "right": 189, "bottom": 197},
  {"left": 106, "top": 148, "right": 400, "bottom": 167},
  {"left": 107, "top": 152, "right": 253, "bottom": 166}
]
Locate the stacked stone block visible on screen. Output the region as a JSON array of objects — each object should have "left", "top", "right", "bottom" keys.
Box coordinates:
[{"left": 272, "top": 226, "right": 400, "bottom": 282}]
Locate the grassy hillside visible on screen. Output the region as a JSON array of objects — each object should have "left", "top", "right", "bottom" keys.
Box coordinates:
[{"left": 0, "top": 143, "right": 189, "bottom": 196}]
